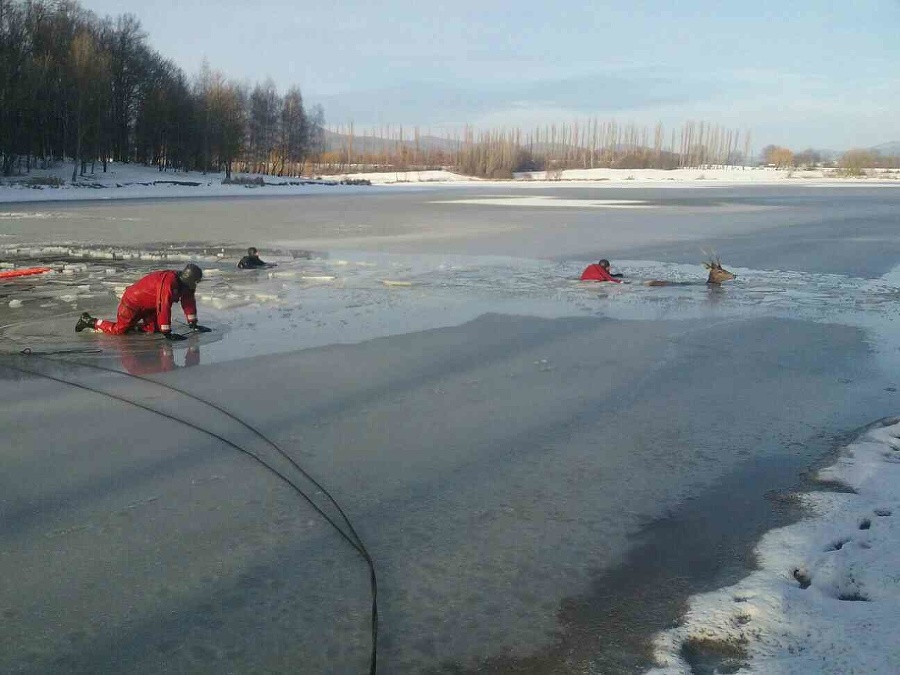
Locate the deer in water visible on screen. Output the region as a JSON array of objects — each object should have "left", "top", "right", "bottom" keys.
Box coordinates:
[
  {"left": 581, "top": 256, "right": 736, "bottom": 286},
  {"left": 644, "top": 257, "right": 736, "bottom": 286}
]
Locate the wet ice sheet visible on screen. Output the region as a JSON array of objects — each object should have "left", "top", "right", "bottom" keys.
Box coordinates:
[
  {"left": 5, "top": 313, "right": 876, "bottom": 674},
  {"left": 0, "top": 369, "right": 373, "bottom": 674},
  {"left": 3, "top": 242, "right": 900, "bottom": 364}
]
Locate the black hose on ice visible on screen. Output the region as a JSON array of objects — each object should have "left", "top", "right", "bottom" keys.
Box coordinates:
[{"left": 5, "top": 351, "right": 378, "bottom": 675}]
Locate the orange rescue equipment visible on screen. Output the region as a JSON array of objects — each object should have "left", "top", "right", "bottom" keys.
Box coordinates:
[{"left": 0, "top": 267, "right": 52, "bottom": 279}]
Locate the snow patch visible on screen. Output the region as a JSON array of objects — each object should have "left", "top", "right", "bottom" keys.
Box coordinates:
[{"left": 649, "top": 418, "right": 900, "bottom": 674}]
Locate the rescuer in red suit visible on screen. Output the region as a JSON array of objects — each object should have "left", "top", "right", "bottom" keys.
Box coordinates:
[
  {"left": 580, "top": 259, "right": 623, "bottom": 282},
  {"left": 75, "top": 263, "right": 210, "bottom": 341}
]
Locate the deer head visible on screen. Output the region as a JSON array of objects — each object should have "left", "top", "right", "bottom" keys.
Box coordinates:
[{"left": 703, "top": 257, "right": 736, "bottom": 285}]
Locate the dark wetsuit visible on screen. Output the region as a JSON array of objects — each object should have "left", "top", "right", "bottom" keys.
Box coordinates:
[{"left": 238, "top": 255, "right": 268, "bottom": 269}]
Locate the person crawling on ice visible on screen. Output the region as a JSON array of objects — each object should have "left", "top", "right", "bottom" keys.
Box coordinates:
[
  {"left": 580, "top": 259, "right": 623, "bottom": 282},
  {"left": 237, "top": 246, "right": 275, "bottom": 269},
  {"left": 75, "top": 263, "right": 211, "bottom": 341}
]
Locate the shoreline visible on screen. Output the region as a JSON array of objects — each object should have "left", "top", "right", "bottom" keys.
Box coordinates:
[{"left": 1, "top": 164, "right": 899, "bottom": 206}]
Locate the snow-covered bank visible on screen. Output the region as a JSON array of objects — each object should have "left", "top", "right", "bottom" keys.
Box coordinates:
[
  {"left": 0, "top": 163, "right": 381, "bottom": 204},
  {"left": 313, "top": 165, "right": 900, "bottom": 186},
  {"left": 1, "top": 162, "right": 899, "bottom": 204},
  {"left": 269, "top": 165, "right": 900, "bottom": 188},
  {"left": 516, "top": 166, "right": 900, "bottom": 184},
  {"left": 649, "top": 417, "right": 900, "bottom": 674}
]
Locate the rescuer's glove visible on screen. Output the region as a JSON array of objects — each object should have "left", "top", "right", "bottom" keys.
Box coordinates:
[
  {"left": 164, "top": 331, "right": 188, "bottom": 341},
  {"left": 188, "top": 321, "right": 212, "bottom": 333}
]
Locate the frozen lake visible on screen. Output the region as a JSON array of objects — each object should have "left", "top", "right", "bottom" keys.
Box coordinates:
[{"left": 2, "top": 183, "right": 900, "bottom": 673}]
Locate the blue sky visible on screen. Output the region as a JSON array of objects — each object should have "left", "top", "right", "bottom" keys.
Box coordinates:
[{"left": 79, "top": 0, "right": 900, "bottom": 151}]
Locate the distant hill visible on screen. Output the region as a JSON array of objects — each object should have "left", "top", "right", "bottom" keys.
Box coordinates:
[
  {"left": 872, "top": 141, "right": 900, "bottom": 156},
  {"left": 803, "top": 143, "right": 899, "bottom": 161},
  {"left": 322, "top": 129, "right": 459, "bottom": 154}
]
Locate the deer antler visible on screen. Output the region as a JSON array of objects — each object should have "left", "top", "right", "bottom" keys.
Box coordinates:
[{"left": 700, "top": 248, "right": 723, "bottom": 270}]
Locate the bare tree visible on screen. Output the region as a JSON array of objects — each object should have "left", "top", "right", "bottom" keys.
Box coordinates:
[
  {"left": 217, "top": 80, "right": 246, "bottom": 180},
  {"left": 840, "top": 148, "right": 876, "bottom": 176},
  {"left": 248, "top": 78, "right": 278, "bottom": 174},
  {"left": 106, "top": 13, "right": 146, "bottom": 162},
  {"left": 280, "top": 86, "right": 307, "bottom": 176},
  {"left": 794, "top": 148, "right": 821, "bottom": 168},
  {"left": 307, "top": 103, "right": 325, "bottom": 171},
  {"left": 760, "top": 144, "right": 794, "bottom": 168},
  {"left": 69, "top": 28, "right": 105, "bottom": 181}
]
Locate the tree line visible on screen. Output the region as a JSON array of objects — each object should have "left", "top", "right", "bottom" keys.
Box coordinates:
[
  {"left": 321, "top": 123, "right": 900, "bottom": 179},
  {"left": 760, "top": 145, "right": 900, "bottom": 173},
  {"left": 320, "top": 120, "right": 754, "bottom": 178},
  {"left": 0, "top": 0, "right": 324, "bottom": 180}
]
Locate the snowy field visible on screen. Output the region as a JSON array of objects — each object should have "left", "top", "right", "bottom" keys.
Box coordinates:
[{"left": 2, "top": 167, "right": 900, "bottom": 673}]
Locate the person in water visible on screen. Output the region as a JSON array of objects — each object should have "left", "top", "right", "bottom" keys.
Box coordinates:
[
  {"left": 237, "top": 247, "right": 275, "bottom": 269},
  {"left": 75, "top": 263, "right": 210, "bottom": 340},
  {"left": 580, "top": 259, "right": 623, "bottom": 282}
]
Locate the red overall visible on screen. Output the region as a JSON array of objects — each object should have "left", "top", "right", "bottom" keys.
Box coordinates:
[
  {"left": 580, "top": 264, "right": 622, "bottom": 282},
  {"left": 95, "top": 270, "right": 198, "bottom": 335}
]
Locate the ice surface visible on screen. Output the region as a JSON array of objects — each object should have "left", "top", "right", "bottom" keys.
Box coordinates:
[{"left": 4, "top": 180, "right": 900, "bottom": 672}]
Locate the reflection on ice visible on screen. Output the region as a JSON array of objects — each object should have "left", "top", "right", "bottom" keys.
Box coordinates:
[{"left": 112, "top": 341, "right": 201, "bottom": 375}]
